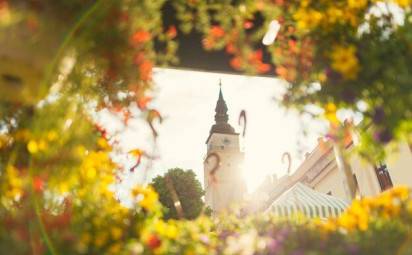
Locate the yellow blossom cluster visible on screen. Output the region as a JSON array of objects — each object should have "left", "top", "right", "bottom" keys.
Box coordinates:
[
  {"left": 1, "top": 166, "right": 26, "bottom": 202},
  {"left": 390, "top": 0, "right": 411, "bottom": 8},
  {"left": 324, "top": 186, "right": 410, "bottom": 232},
  {"left": 292, "top": 0, "right": 369, "bottom": 32},
  {"left": 330, "top": 45, "right": 360, "bottom": 80},
  {"left": 132, "top": 185, "right": 160, "bottom": 212},
  {"left": 25, "top": 130, "right": 59, "bottom": 154},
  {"left": 324, "top": 102, "right": 339, "bottom": 125}
]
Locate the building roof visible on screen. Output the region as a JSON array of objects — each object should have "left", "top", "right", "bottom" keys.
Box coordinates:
[
  {"left": 267, "top": 182, "right": 348, "bottom": 218},
  {"left": 206, "top": 84, "right": 237, "bottom": 143}
]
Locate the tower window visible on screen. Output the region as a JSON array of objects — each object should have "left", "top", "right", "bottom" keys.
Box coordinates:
[{"left": 374, "top": 164, "right": 393, "bottom": 191}]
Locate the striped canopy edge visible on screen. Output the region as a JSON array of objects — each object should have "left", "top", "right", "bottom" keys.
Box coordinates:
[{"left": 267, "top": 182, "right": 349, "bottom": 219}]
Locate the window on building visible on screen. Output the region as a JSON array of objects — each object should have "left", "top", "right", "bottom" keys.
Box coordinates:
[{"left": 374, "top": 164, "right": 393, "bottom": 191}]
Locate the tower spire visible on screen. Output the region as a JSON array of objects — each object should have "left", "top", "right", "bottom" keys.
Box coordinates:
[
  {"left": 215, "top": 82, "right": 228, "bottom": 124},
  {"left": 207, "top": 80, "right": 235, "bottom": 139}
]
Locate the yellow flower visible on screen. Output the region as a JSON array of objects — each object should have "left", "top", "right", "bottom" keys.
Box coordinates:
[
  {"left": 322, "top": 219, "right": 338, "bottom": 232},
  {"left": 326, "top": 7, "right": 344, "bottom": 24},
  {"left": 294, "top": 8, "right": 323, "bottom": 31},
  {"left": 338, "top": 213, "right": 357, "bottom": 231},
  {"left": 390, "top": 186, "right": 409, "bottom": 201},
  {"left": 330, "top": 45, "right": 359, "bottom": 80},
  {"left": 86, "top": 167, "right": 97, "bottom": 180},
  {"left": 27, "top": 140, "right": 38, "bottom": 154},
  {"left": 317, "top": 72, "right": 327, "bottom": 83},
  {"left": 395, "top": 0, "right": 411, "bottom": 8},
  {"left": 348, "top": 0, "right": 368, "bottom": 9},
  {"left": 97, "top": 137, "right": 111, "bottom": 150},
  {"left": 108, "top": 243, "right": 122, "bottom": 254},
  {"left": 0, "top": 134, "right": 10, "bottom": 149},
  {"left": 129, "top": 148, "right": 144, "bottom": 157},
  {"left": 110, "top": 227, "right": 123, "bottom": 240},
  {"left": 47, "top": 130, "right": 58, "bottom": 141},
  {"left": 155, "top": 220, "right": 179, "bottom": 239},
  {"left": 407, "top": 200, "right": 412, "bottom": 214},
  {"left": 94, "top": 232, "right": 108, "bottom": 247},
  {"left": 324, "top": 103, "right": 339, "bottom": 125},
  {"left": 132, "top": 185, "right": 159, "bottom": 211},
  {"left": 140, "top": 186, "right": 159, "bottom": 211},
  {"left": 37, "top": 139, "right": 47, "bottom": 151},
  {"left": 80, "top": 233, "right": 91, "bottom": 245}
]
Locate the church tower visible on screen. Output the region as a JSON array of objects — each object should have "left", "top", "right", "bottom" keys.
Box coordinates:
[{"left": 204, "top": 83, "right": 246, "bottom": 213}]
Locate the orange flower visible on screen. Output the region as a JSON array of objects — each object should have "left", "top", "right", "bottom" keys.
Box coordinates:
[
  {"left": 166, "top": 25, "right": 177, "bottom": 39},
  {"left": 210, "top": 26, "right": 225, "bottom": 38},
  {"left": 230, "top": 57, "right": 242, "bottom": 70},
  {"left": 288, "top": 39, "right": 298, "bottom": 53},
  {"left": 257, "top": 63, "right": 270, "bottom": 73},
  {"left": 131, "top": 30, "right": 151, "bottom": 46},
  {"left": 249, "top": 49, "right": 263, "bottom": 62},
  {"left": 133, "top": 52, "right": 145, "bottom": 65},
  {"left": 146, "top": 234, "right": 161, "bottom": 249},
  {"left": 139, "top": 60, "right": 153, "bottom": 81},
  {"left": 276, "top": 66, "right": 288, "bottom": 79},
  {"left": 137, "top": 96, "right": 152, "bottom": 110},
  {"left": 202, "top": 37, "right": 215, "bottom": 50},
  {"left": 225, "top": 43, "right": 237, "bottom": 54}
]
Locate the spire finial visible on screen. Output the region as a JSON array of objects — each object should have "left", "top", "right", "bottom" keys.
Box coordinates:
[{"left": 218, "top": 79, "right": 224, "bottom": 100}]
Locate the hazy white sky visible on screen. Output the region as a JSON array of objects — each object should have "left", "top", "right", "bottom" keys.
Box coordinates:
[{"left": 99, "top": 68, "right": 329, "bottom": 197}]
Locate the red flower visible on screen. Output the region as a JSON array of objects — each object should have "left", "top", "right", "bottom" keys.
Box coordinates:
[
  {"left": 119, "top": 11, "right": 129, "bottom": 23},
  {"left": 210, "top": 26, "right": 225, "bottom": 38},
  {"left": 146, "top": 234, "right": 161, "bottom": 249},
  {"left": 33, "top": 176, "right": 44, "bottom": 193},
  {"left": 243, "top": 21, "right": 254, "bottom": 29},
  {"left": 166, "top": 25, "right": 177, "bottom": 39},
  {"left": 249, "top": 50, "right": 263, "bottom": 62},
  {"left": 131, "top": 30, "right": 151, "bottom": 46}
]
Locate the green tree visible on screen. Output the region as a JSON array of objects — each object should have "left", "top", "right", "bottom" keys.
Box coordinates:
[{"left": 151, "top": 168, "right": 205, "bottom": 220}]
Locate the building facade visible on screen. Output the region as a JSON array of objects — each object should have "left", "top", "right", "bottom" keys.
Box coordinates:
[
  {"left": 204, "top": 86, "right": 246, "bottom": 213},
  {"left": 300, "top": 139, "right": 412, "bottom": 202},
  {"left": 261, "top": 138, "right": 412, "bottom": 206}
]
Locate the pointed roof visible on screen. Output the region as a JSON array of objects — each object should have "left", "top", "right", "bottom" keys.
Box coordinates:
[{"left": 206, "top": 81, "right": 237, "bottom": 144}]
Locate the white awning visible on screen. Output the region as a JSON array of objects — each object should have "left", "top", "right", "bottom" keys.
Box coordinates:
[{"left": 267, "top": 182, "right": 349, "bottom": 219}]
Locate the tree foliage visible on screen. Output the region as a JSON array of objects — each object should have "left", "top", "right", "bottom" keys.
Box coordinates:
[{"left": 151, "top": 168, "right": 205, "bottom": 220}]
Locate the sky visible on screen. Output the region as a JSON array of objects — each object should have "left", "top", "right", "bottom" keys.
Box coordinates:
[{"left": 98, "top": 68, "right": 330, "bottom": 200}]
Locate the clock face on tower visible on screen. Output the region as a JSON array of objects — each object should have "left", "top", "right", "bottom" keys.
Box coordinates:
[{"left": 223, "top": 137, "right": 231, "bottom": 146}]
